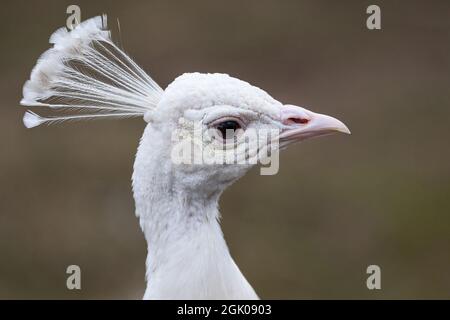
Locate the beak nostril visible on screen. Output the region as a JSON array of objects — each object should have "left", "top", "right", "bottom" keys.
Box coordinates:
[
  {"left": 287, "top": 117, "right": 309, "bottom": 125},
  {"left": 281, "top": 105, "right": 312, "bottom": 126}
]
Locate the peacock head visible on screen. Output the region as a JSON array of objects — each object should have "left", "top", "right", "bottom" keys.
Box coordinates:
[{"left": 135, "top": 72, "right": 350, "bottom": 192}]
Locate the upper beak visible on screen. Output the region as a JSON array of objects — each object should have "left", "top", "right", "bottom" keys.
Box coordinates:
[{"left": 279, "top": 104, "right": 350, "bottom": 143}]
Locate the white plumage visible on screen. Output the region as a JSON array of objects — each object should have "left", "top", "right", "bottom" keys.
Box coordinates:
[
  {"left": 21, "top": 15, "right": 162, "bottom": 128},
  {"left": 21, "top": 15, "right": 349, "bottom": 299}
]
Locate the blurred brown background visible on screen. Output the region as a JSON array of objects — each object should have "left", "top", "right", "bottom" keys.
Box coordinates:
[{"left": 0, "top": 0, "right": 449, "bottom": 299}]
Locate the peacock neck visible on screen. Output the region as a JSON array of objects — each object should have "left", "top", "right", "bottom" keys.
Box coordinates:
[{"left": 132, "top": 125, "right": 258, "bottom": 299}]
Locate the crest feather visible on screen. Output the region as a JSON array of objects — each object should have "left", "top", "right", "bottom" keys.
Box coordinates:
[{"left": 21, "top": 14, "right": 163, "bottom": 128}]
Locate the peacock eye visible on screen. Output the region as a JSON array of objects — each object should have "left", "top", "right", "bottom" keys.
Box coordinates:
[{"left": 215, "top": 120, "right": 242, "bottom": 140}]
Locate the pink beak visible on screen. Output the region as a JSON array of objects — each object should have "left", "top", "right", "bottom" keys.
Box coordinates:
[{"left": 279, "top": 104, "right": 350, "bottom": 143}]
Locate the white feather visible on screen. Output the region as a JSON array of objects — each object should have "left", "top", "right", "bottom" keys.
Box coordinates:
[
  {"left": 20, "top": 15, "right": 163, "bottom": 127},
  {"left": 23, "top": 111, "right": 43, "bottom": 129}
]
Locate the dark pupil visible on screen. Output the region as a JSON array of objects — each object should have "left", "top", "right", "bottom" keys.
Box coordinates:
[{"left": 217, "top": 120, "right": 240, "bottom": 139}]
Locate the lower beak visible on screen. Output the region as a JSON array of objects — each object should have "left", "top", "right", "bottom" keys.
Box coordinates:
[{"left": 278, "top": 104, "right": 350, "bottom": 143}]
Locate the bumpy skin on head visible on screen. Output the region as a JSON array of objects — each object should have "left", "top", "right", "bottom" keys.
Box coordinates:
[{"left": 152, "top": 72, "right": 283, "bottom": 121}]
